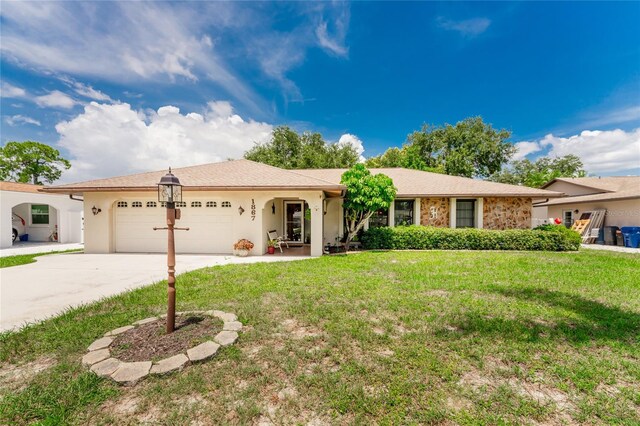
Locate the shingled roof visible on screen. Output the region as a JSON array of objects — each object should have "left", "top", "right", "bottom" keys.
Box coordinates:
[
  {"left": 42, "top": 160, "right": 345, "bottom": 193},
  {"left": 538, "top": 176, "right": 640, "bottom": 206},
  {"left": 43, "top": 160, "right": 564, "bottom": 198},
  {"left": 0, "top": 181, "right": 43, "bottom": 194},
  {"left": 296, "top": 168, "right": 563, "bottom": 198}
]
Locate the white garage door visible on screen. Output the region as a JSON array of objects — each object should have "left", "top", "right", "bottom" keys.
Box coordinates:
[{"left": 115, "top": 201, "right": 234, "bottom": 254}]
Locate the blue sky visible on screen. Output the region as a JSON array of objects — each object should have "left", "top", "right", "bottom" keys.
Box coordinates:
[{"left": 1, "top": 1, "right": 639, "bottom": 182}]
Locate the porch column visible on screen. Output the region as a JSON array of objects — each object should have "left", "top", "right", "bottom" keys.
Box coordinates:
[{"left": 310, "top": 199, "right": 323, "bottom": 257}]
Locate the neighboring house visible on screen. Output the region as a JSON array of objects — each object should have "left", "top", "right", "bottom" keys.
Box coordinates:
[
  {"left": 0, "top": 181, "right": 84, "bottom": 249},
  {"left": 42, "top": 159, "right": 562, "bottom": 257},
  {"left": 534, "top": 177, "right": 640, "bottom": 228}
]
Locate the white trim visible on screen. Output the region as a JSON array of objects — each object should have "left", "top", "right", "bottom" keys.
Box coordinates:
[
  {"left": 388, "top": 201, "right": 395, "bottom": 228},
  {"left": 449, "top": 198, "right": 457, "bottom": 228},
  {"left": 476, "top": 198, "right": 484, "bottom": 229},
  {"left": 414, "top": 198, "right": 421, "bottom": 225}
]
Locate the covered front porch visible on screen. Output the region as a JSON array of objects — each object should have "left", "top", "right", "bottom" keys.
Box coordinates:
[{"left": 261, "top": 195, "right": 324, "bottom": 257}]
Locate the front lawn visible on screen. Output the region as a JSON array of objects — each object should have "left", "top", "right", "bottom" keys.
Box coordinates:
[
  {"left": 0, "top": 249, "right": 83, "bottom": 268},
  {"left": 1, "top": 250, "right": 638, "bottom": 425}
]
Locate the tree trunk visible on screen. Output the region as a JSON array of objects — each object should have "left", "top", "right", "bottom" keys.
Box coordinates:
[{"left": 343, "top": 211, "right": 373, "bottom": 252}]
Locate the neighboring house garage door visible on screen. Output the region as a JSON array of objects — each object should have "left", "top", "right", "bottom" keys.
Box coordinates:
[{"left": 114, "top": 200, "right": 234, "bottom": 254}]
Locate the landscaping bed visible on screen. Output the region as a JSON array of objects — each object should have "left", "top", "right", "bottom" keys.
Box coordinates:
[
  {"left": 0, "top": 250, "right": 638, "bottom": 425},
  {"left": 110, "top": 314, "right": 223, "bottom": 362}
]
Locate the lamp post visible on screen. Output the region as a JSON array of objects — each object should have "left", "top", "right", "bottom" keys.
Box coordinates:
[{"left": 155, "top": 168, "right": 187, "bottom": 334}]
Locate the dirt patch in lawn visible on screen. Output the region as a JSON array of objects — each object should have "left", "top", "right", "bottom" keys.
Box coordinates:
[
  {"left": 0, "top": 356, "right": 55, "bottom": 393},
  {"left": 110, "top": 314, "right": 223, "bottom": 362}
]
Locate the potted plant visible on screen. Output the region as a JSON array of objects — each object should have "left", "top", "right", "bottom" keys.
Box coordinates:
[
  {"left": 233, "top": 239, "right": 254, "bottom": 257},
  {"left": 266, "top": 239, "right": 277, "bottom": 254}
]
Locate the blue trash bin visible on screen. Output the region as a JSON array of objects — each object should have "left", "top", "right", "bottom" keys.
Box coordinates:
[{"left": 620, "top": 227, "right": 640, "bottom": 248}]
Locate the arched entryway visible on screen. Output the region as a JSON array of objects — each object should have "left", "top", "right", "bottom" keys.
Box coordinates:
[{"left": 11, "top": 202, "right": 60, "bottom": 243}]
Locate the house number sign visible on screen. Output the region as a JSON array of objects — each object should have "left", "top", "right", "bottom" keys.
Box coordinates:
[{"left": 251, "top": 199, "right": 256, "bottom": 221}]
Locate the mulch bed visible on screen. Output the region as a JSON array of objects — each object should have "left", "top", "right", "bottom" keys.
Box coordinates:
[{"left": 110, "top": 314, "right": 223, "bottom": 362}]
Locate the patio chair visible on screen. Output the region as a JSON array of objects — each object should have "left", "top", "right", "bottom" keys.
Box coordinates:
[{"left": 267, "top": 230, "right": 289, "bottom": 253}]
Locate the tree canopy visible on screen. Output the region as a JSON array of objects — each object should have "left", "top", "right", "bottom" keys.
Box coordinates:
[
  {"left": 244, "top": 126, "right": 359, "bottom": 169},
  {"left": 341, "top": 164, "right": 397, "bottom": 249},
  {"left": 0, "top": 141, "right": 71, "bottom": 185},
  {"left": 489, "top": 154, "right": 587, "bottom": 188},
  {"left": 365, "top": 116, "right": 515, "bottom": 178}
]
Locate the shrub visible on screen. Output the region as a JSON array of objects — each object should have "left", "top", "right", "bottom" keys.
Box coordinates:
[{"left": 361, "top": 225, "right": 581, "bottom": 251}]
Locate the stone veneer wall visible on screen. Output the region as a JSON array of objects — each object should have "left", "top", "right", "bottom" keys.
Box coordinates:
[
  {"left": 483, "top": 197, "right": 532, "bottom": 230},
  {"left": 420, "top": 198, "right": 450, "bottom": 227}
]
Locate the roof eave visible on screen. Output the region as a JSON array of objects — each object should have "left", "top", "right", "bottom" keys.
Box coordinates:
[
  {"left": 537, "top": 194, "right": 640, "bottom": 206},
  {"left": 41, "top": 185, "right": 346, "bottom": 194}
]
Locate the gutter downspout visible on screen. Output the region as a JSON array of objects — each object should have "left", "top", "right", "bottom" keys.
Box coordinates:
[{"left": 69, "top": 194, "right": 83, "bottom": 202}]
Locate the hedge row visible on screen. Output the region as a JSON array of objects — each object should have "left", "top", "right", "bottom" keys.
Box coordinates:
[{"left": 360, "top": 225, "right": 581, "bottom": 251}]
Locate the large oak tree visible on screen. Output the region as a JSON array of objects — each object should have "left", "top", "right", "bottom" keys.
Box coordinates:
[
  {"left": 0, "top": 141, "right": 71, "bottom": 185},
  {"left": 366, "top": 117, "right": 516, "bottom": 178},
  {"left": 489, "top": 154, "right": 587, "bottom": 188},
  {"left": 245, "top": 126, "right": 359, "bottom": 169}
]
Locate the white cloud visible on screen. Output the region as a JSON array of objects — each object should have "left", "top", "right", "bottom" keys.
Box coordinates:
[
  {"left": 338, "top": 133, "right": 365, "bottom": 162},
  {"left": 513, "top": 128, "right": 640, "bottom": 173},
  {"left": 35, "top": 90, "right": 76, "bottom": 109},
  {"left": 512, "top": 141, "right": 543, "bottom": 160},
  {"left": 0, "top": 82, "right": 26, "bottom": 98},
  {"left": 315, "top": 8, "right": 350, "bottom": 57},
  {"left": 578, "top": 105, "right": 640, "bottom": 129},
  {"left": 66, "top": 80, "right": 113, "bottom": 102},
  {"left": 56, "top": 101, "right": 273, "bottom": 182},
  {"left": 437, "top": 17, "right": 491, "bottom": 37},
  {"left": 0, "top": 2, "right": 261, "bottom": 112},
  {"left": 4, "top": 115, "right": 41, "bottom": 126}
]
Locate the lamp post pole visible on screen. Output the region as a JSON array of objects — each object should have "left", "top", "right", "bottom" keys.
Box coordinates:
[
  {"left": 155, "top": 168, "right": 187, "bottom": 335},
  {"left": 166, "top": 202, "right": 176, "bottom": 334}
]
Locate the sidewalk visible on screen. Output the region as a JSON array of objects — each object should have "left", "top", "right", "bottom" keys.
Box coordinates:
[
  {"left": 0, "top": 242, "right": 84, "bottom": 257},
  {"left": 581, "top": 244, "right": 640, "bottom": 254}
]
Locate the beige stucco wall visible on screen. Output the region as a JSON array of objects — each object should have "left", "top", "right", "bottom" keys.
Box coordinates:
[
  {"left": 419, "top": 198, "right": 450, "bottom": 227},
  {"left": 84, "top": 190, "right": 326, "bottom": 256},
  {"left": 544, "top": 181, "right": 599, "bottom": 196},
  {"left": 547, "top": 199, "right": 640, "bottom": 228},
  {"left": 482, "top": 197, "right": 532, "bottom": 230},
  {"left": 323, "top": 198, "right": 343, "bottom": 246}
]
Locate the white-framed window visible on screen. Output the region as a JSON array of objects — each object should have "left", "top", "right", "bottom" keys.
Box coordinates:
[
  {"left": 394, "top": 200, "right": 414, "bottom": 226},
  {"left": 31, "top": 204, "right": 50, "bottom": 225},
  {"left": 456, "top": 199, "right": 476, "bottom": 228},
  {"left": 206, "top": 201, "right": 217, "bottom": 208},
  {"left": 132, "top": 201, "right": 143, "bottom": 208},
  {"left": 191, "top": 201, "right": 202, "bottom": 208},
  {"left": 146, "top": 201, "right": 157, "bottom": 208},
  {"left": 117, "top": 201, "right": 128, "bottom": 208},
  {"left": 221, "top": 201, "right": 231, "bottom": 208}
]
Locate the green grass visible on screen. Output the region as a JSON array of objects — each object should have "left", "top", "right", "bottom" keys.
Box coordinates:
[
  {"left": 0, "top": 249, "right": 83, "bottom": 268},
  {"left": 1, "top": 250, "right": 638, "bottom": 425}
]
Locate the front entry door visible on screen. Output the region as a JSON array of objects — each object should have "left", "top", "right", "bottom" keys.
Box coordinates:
[{"left": 284, "top": 201, "right": 304, "bottom": 242}]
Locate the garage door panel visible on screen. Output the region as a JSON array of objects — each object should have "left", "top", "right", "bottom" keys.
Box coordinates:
[{"left": 115, "top": 204, "right": 234, "bottom": 254}]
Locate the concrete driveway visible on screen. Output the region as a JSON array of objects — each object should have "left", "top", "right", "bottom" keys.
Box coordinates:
[{"left": 0, "top": 252, "right": 307, "bottom": 332}]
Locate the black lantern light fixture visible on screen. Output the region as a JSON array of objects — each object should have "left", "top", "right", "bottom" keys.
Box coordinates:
[
  {"left": 157, "top": 167, "right": 183, "bottom": 207},
  {"left": 91, "top": 205, "right": 101, "bottom": 216},
  {"left": 238, "top": 206, "right": 245, "bottom": 215}
]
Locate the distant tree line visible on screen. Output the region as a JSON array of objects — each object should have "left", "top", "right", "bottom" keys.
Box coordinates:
[{"left": 244, "top": 117, "right": 587, "bottom": 188}]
